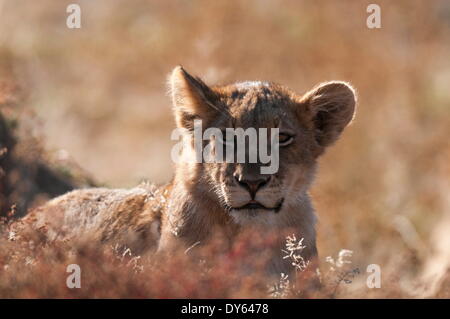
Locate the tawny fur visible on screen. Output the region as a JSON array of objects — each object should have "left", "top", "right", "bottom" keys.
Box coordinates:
[{"left": 23, "top": 66, "right": 356, "bottom": 276}]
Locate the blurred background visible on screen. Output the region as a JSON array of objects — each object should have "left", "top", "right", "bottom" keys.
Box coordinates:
[{"left": 0, "top": 0, "right": 449, "bottom": 297}]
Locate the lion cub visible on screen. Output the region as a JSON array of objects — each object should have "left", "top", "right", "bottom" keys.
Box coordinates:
[{"left": 24, "top": 66, "right": 356, "bottom": 276}]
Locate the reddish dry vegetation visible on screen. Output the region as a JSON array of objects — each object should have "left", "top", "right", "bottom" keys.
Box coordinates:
[
  {"left": 0, "top": 215, "right": 394, "bottom": 298},
  {"left": 1, "top": 0, "right": 450, "bottom": 298}
]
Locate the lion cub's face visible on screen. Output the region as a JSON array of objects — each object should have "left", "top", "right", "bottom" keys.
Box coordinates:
[{"left": 170, "top": 66, "right": 356, "bottom": 225}]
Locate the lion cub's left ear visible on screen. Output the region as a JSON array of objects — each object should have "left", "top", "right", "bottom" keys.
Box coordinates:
[
  {"left": 169, "top": 66, "right": 219, "bottom": 131},
  {"left": 300, "top": 81, "right": 356, "bottom": 148}
]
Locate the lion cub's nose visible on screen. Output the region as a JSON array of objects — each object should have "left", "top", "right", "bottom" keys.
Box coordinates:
[{"left": 234, "top": 174, "right": 271, "bottom": 198}]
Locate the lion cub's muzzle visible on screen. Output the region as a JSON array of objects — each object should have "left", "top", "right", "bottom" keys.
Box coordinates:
[
  {"left": 228, "top": 172, "right": 284, "bottom": 213},
  {"left": 234, "top": 173, "right": 271, "bottom": 199}
]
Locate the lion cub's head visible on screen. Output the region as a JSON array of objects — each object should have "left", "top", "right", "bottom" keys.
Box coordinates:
[{"left": 169, "top": 66, "right": 356, "bottom": 225}]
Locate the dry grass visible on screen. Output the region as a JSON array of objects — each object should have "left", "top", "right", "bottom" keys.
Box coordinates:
[{"left": 1, "top": 0, "right": 450, "bottom": 298}]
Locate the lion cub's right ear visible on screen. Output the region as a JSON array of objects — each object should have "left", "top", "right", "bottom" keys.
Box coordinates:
[
  {"left": 299, "top": 81, "right": 356, "bottom": 149},
  {"left": 169, "top": 66, "right": 218, "bottom": 130}
]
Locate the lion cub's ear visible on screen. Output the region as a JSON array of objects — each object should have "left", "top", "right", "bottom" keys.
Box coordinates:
[
  {"left": 169, "top": 66, "right": 218, "bottom": 130},
  {"left": 300, "top": 81, "right": 356, "bottom": 148}
]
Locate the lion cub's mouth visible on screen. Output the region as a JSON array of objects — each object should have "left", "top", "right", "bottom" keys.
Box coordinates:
[{"left": 232, "top": 198, "right": 284, "bottom": 213}]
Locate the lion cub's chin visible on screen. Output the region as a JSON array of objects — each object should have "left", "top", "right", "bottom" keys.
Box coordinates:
[{"left": 229, "top": 208, "right": 282, "bottom": 226}]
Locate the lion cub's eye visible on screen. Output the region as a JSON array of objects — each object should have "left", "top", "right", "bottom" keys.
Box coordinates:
[{"left": 279, "top": 133, "right": 294, "bottom": 146}]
